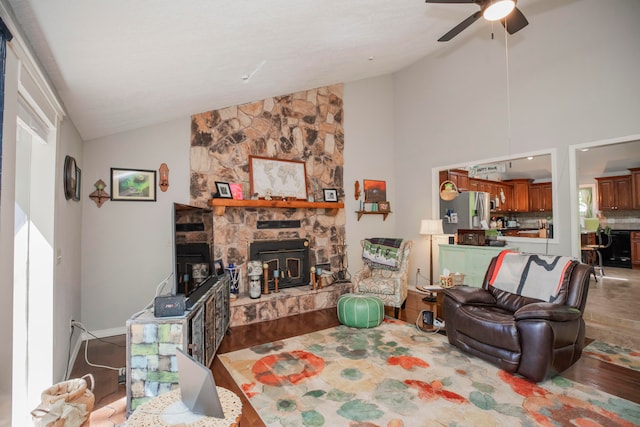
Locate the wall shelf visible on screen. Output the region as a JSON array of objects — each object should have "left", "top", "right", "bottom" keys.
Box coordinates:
[
  {"left": 208, "top": 199, "right": 344, "bottom": 216},
  {"left": 356, "top": 211, "right": 390, "bottom": 221}
]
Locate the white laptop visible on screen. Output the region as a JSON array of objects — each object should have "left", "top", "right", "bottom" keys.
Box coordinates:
[{"left": 175, "top": 347, "right": 225, "bottom": 418}]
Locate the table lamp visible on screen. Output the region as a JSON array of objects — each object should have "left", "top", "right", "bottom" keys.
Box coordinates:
[{"left": 420, "top": 219, "right": 444, "bottom": 286}]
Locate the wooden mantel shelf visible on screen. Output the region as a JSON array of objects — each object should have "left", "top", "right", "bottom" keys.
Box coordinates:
[{"left": 208, "top": 199, "right": 344, "bottom": 216}]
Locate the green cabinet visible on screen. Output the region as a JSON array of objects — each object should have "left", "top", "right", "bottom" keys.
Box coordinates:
[{"left": 439, "top": 244, "right": 517, "bottom": 287}]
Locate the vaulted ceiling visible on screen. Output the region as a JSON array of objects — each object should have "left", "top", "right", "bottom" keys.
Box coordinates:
[{"left": 6, "top": 0, "right": 568, "bottom": 141}]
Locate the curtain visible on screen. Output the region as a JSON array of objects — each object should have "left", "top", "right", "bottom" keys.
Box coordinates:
[{"left": 0, "top": 17, "right": 13, "bottom": 196}]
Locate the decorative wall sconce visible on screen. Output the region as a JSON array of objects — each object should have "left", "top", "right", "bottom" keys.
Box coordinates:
[
  {"left": 159, "top": 163, "right": 169, "bottom": 192},
  {"left": 89, "top": 179, "right": 110, "bottom": 207}
]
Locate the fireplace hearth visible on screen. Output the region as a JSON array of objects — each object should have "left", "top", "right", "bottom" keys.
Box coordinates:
[{"left": 249, "top": 239, "right": 310, "bottom": 291}]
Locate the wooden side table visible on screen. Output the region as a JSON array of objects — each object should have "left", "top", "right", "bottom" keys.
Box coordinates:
[
  {"left": 126, "top": 388, "right": 242, "bottom": 427},
  {"left": 414, "top": 287, "right": 446, "bottom": 321}
]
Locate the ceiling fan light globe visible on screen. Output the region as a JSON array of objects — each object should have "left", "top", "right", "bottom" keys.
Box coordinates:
[{"left": 483, "top": 0, "right": 516, "bottom": 21}]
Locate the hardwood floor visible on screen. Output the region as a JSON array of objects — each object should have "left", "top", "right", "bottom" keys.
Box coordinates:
[{"left": 73, "top": 290, "right": 640, "bottom": 426}]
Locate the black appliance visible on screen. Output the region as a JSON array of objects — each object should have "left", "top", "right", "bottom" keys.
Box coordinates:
[{"left": 600, "top": 230, "right": 632, "bottom": 269}]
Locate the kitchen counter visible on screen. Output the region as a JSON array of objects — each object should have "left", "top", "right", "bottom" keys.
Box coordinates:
[{"left": 494, "top": 227, "right": 548, "bottom": 238}]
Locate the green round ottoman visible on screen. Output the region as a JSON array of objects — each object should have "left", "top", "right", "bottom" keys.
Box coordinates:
[{"left": 337, "top": 293, "right": 384, "bottom": 328}]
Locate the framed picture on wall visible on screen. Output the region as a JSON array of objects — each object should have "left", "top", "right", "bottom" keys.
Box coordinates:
[
  {"left": 110, "top": 168, "right": 157, "bottom": 201},
  {"left": 73, "top": 166, "right": 81, "bottom": 202},
  {"left": 363, "top": 179, "right": 386, "bottom": 202}
]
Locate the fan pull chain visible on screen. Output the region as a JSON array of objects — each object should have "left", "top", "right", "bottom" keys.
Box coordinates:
[{"left": 505, "top": 21, "right": 512, "bottom": 160}]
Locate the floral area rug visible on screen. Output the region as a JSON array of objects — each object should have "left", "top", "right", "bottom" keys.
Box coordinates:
[
  {"left": 219, "top": 318, "right": 640, "bottom": 427},
  {"left": 583, "top": 340, "right": 640, "bottom": 371}
]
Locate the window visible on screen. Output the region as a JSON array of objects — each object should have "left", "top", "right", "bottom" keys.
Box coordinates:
[{"left": 578, "top": 185, "right": 595, "bottom": 218}]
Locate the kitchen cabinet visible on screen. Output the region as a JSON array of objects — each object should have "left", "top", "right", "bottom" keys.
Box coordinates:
[
  {"left": 596, "top": 175, "right": 632, "bottom": 210},
  {"left": 497, "top": 183, "right": 514, "bottom": 212},
  {"left": 581, "top": 232, "right": 597, "bottom": 246},
  {"left": 440, "top": 169, "right": 469, "bottom": 191},
  {"left": 632, "top": 231, "right": 640, "bottom": 268},
  {"left": 504, "top": 179, "right": 531, "bottom": 212},
  {"left": 490, "top": 183, "right": 513, "bottom": 212},
  {"left": 439, "top": 244, "right": 518, "bottom": 287},
  {"left": 468, "top": 178, "right": 480, "bottom": 192},
  {"left": 529, "top": 182, "right": 553, "bottom": 212},
  {"left": 630, "top": 168, "right": 640, "bottom": 209}
]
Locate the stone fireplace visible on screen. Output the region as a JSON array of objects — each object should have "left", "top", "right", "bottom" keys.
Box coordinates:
[{"left": 189, "top": 84, "right": 346, "bottom": 297}]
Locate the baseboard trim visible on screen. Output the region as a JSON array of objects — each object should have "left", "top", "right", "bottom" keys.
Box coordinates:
[
  {"left": 84, "top": 326, "right": 127, "bottom": 340},
  {"left": 67, "top": 326, "right": 127, "bottom": 379}
]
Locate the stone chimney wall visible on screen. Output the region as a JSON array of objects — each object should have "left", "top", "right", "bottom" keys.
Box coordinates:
[{"left": 189, "top": 84, "right": 346, "bottom": 294}]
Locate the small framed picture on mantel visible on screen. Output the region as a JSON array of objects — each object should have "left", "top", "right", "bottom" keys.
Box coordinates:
[{"left": 323, "top": 188, "right": 339, "bottom": 202}]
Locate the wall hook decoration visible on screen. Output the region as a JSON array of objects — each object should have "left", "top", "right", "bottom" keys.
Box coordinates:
[
  {"left": 159, "top": 163, "right": 169, "bottom": 192},
  {"left": 89, "top": 179, "right": 110, "bottom": 207}
]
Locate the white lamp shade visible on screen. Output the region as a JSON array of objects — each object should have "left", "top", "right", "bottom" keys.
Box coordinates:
[
  {"left": 483, "top": 0, "right": 516, "bottom": 21},
  {"left": 420, "top": 219, "right": 443, "bottom": 236}
]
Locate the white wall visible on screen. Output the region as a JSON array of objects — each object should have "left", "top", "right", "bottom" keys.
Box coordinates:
[
  {"left": 343, "top": 75, "right": 398, "bottom": 276},
  {"left": 81, "top": 117, "right": 190, "bottom": 333},
  {"left": 392, "top": 0, "right": 640, "bottom": 258},
  {"left": 54, "top": 117, "right": 84, "bottom": 381}
]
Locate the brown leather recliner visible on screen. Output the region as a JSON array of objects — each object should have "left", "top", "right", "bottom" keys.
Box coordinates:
[{"left": 443, "top": 256, "right": 592, "bottom": 382}]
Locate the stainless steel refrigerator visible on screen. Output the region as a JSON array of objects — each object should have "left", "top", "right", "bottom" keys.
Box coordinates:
[{"left": 440, "top": 191, "right": 491, "bottom": 235}]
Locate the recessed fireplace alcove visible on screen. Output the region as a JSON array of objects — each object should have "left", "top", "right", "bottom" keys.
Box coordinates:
[
  {"left": 250, "top": 238, "right": 310, "bottom": 291},
  {"left": 227, "top": 237, "right": 351, "bottom": 327}
]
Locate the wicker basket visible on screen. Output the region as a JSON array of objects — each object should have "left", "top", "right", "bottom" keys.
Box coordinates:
[
  {"left": 451, "top": 273, "right": 465, "bottom": 286},
  {"left": 32, "top": 374, "right": 94, "bottom": 427},
  {"left": 439, "top": 275, "right": 454, "bottom": 288},
  {"left": 440, "top": 273, "right": 465, "bottom": 288}
]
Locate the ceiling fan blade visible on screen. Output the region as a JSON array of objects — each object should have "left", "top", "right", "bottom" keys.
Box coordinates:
[
  {"left": 501, "top": 7, "right": 529, "bottom": 34},
  {"left": 438, "top": 11, "right": 482, "bottom": 42}
]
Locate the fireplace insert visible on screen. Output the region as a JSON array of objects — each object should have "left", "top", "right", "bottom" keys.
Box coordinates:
[{"left": 249, "top": 239, "right": 310, "bottom": 291}]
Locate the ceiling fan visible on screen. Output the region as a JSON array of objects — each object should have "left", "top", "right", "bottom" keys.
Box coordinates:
[{"left": 426, "top": 0, "right": 529, "bottom": 42}]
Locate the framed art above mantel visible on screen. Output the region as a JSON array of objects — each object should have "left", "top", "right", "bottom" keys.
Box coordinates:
[{"left": 249, "top": 156, "right": 308, "bottom": 200}]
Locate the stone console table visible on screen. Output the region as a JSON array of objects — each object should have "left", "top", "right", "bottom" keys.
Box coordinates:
[
  {"left": 126, "top": 275, "right": 230, "bottom": 416},
  {"left": 230, "top": 282, "right": 352, "bottom": 326}
]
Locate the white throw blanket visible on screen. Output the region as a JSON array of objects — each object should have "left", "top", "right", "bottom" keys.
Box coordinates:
[{"left": 488, "top": 251, "right": 574, "bottom": 302}]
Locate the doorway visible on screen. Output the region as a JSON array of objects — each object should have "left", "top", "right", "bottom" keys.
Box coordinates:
[{"left": 569, "top": 134, "right": 640, "bottom": 258}]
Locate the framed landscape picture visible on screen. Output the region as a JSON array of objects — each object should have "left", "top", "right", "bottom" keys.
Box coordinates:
[
  {"left": 363, "top": 179, "right": 386, "bottom": 202},
  {"left": 110, "top": 168, "right": 156, "bottom": 201}
]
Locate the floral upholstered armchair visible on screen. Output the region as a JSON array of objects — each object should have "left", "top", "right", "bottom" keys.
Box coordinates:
[{"left": 353, "top": 239, "right": 413, "bottom": 318}]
